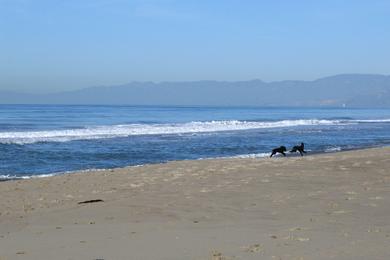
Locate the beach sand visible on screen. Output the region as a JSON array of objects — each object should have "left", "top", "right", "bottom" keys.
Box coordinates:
[{"left": 1, "top": 148, "right": 390, "bottom": 260}]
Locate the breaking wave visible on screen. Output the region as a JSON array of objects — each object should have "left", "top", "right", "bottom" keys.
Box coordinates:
[
  {"left": 0, "top": 173, "right": 58, "bottom": 181},
  {"left": 1, "top": 118, "right": 389, "bottom": 145},
  {"left": 325, "top": 146, "right": 343, "bottom": 152}
]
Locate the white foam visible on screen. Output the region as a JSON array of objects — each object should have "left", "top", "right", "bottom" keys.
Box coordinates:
[
  {"left": 225, "top": 152, "right": 271, "bottom": 159},
  {"left": 198, "top": 152, "right": 271, "bottom": 160},
  {"left": 0, "top": 166, "right": 147, "bottom": 181},
  {"left": 0, "top": 173, "right": 58, "bottom": 180},
  {"left": 0, "top": 118, "right": 385, "bottom": 145},
  {"left": 351, "top": 119, "right": 390, "bottom": 123},
  {"left": 325, "top": 146, "right": 342, "bottom": 152}
]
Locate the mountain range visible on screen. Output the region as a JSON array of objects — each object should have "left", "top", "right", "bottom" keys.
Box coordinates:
[{"left": 1, "top": 74, "right": 390, "bottom": 107}]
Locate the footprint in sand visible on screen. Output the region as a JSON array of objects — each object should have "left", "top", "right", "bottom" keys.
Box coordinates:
[
  {"left": 283, "top": 234, "right": 310, "bottom": 242},
  {"left": 210, "top": 251, "right": 227, "bottom": 260},
  {"left": 243, "top": 244, "right": 263, "bottom": 253},
  {"left": 369, "top": 196, "right": 383, "bottom": 200},
  {"left": 329, "top": 210, "right": 348, "bottom": 215},
  {"left": 367, "top": 228, "right": 381, "bottom": 233},
  {"left": 295, "top": 237, "right": 310, "bottom": 242},
  {"left": 288, "top": 227, "right": 304, "bottom": 231},
  {"left": 130, "top": 183, "right": 144, "bottom": 188}
]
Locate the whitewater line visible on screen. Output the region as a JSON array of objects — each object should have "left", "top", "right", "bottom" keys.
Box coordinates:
[{"left": 0, "top": 118, "right": 388, "bottom": 145}]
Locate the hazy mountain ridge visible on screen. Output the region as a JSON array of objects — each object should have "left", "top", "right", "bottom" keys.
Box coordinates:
[{"left": 1, "top": 74, "right": 390, "bottom": 107}]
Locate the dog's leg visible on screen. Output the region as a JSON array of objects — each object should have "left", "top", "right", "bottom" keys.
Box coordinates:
[
  {"left": 270, "top": 152, "right": 275, "bottom": 158},
  {"left": 281, "top": 152, "right": 286, "bottom": 156}
]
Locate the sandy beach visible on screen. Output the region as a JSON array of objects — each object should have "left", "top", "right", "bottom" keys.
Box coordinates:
[{"left": 1, "top": 147, "right": 389, "bottom": 260}]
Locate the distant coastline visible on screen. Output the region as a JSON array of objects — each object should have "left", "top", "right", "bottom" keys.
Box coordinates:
[{"left": 1, "top": 74, "right": 390, "bottom": 107}]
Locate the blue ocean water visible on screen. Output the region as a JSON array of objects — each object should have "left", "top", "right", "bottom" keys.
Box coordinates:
[{"left": 1, "top": 104, "right": 390, "bottom": 180}]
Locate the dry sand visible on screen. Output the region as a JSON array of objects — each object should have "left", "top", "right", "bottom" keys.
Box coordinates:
[{"left": 1, "top": 147, "right": 390, "bottom": 260}]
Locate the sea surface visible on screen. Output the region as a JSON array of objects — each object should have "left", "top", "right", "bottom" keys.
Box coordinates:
[{"left": 1, "top": 104, "right": 390, "bottom": 180}]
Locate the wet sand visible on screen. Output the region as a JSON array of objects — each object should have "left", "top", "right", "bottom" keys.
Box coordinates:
[{"left": 1, "top": 147, "right": 390, "bottom": 260}]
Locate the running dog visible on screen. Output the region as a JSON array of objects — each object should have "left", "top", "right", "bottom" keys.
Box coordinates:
[
  {"left": 290, "top": 143, "right": 307, "bottom": 156},
  {"left": 270, "top": 146, "right": 287, "bottom": 157}
]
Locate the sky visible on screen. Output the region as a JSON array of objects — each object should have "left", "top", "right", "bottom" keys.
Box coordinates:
[{"left": 1, "top": 0, "right": 390, "bottom": 93}]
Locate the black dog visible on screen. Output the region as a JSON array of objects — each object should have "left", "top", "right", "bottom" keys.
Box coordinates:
[
  {"left": 270, "top": 146, "right": 287, "bottom": 157},
  {"left": 290, "top": 143, "right": 307, "bottom": 156}
]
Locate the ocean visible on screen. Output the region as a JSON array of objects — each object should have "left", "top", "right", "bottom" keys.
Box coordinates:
[{"left": 1, "top": 104, "right": 390, "bottom": 180}]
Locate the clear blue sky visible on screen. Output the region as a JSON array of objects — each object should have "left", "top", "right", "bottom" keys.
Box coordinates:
[{"left": 1, "top": 0, "right": 390, "bottom": 93}]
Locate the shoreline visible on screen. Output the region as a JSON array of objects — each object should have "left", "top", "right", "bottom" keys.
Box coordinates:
[
  {"left": 1, "top": 144, "right": 389, "bottom": 182},
  {"left": 1, "top": 147, "right": 390, "bottom": 259}
]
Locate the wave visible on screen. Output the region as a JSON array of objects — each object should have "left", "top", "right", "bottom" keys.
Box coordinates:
[
  {"left": 350, "top": 119, "right": 390, "bottom": 123},
  {"left": 325, "top": 146, "right": 342, "bottom": 152},
  {"left": 223, "top": 152, "right": 271, "bottom": 159},
  {"left": 0, "top": 173, "right": 58, "bottom": 181},
  {"left": 0, "top": 118, "right": 388, "bottom": 145},
  {"left": 0, "top": 167, "right": 125, "bottom": 181}
]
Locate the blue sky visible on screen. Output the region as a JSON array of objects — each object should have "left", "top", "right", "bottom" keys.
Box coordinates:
[{"left": 1, "top": 0, "right": 390, "bottom": 93}]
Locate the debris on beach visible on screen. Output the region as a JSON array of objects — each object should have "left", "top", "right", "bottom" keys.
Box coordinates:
[
  {"left": 77, "top": 199, "right": 104, "bottom": 204},
  {"left": 243, "top": 244, "right": 263, "bottom": 253}
]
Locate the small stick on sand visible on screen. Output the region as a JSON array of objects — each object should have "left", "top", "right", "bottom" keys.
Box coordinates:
[{"left": 78, "top": 199, "right": 104, "bottom": 204}]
